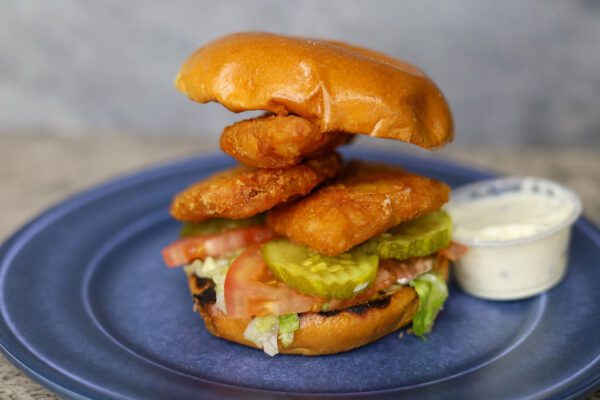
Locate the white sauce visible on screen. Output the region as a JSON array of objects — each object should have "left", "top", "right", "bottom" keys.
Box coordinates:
[
  {"left": 447, "top": 178, "right": 582, "bottom": 300},
  {"left": 447, "top": 193, "right": 575, "bottom": 243}
]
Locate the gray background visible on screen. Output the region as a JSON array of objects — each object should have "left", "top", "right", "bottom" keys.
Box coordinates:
[{"left": 1, "top": 0, "right": 599, "bottom": 146}]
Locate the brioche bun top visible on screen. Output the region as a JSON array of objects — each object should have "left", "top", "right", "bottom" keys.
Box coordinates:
[{"left": 175, "top": 32, "right": 453, "bottom": 149}]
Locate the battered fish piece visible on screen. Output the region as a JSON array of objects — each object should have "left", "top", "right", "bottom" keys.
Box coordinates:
[
  {"left": 267, "top": 161, "right": 450, "bottom": 256},
  {"left": 171, "top": 152, "right": 342, "bottom": 222},
  {"left": 221, "top": 115, "right": 353, "bottom": 168}
]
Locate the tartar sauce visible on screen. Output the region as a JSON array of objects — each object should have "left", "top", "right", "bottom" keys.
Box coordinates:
[
  {"left": 447, "top": 177, "right": 582, "bottom": 300},
  {"left": 447, "top": 193, "right": 575, "bottom": 243}
]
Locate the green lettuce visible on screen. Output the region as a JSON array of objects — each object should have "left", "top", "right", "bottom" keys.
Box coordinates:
[
  {"left": 277, "top": 313, "right": 300, "bottom": 347},
  {"left": 244, "top": 315, "right": 280, "bottom": 356},
  {"left": 243, "top": 313, "right": 300, "bottom": 356},
  {"left": 409, "top": 273, "right": 448, "bottom": 337}
]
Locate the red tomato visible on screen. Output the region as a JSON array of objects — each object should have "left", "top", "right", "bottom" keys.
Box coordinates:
[
  {"left": 438, "top": 241, "right": 468, "bottom": 261},
  {"left": 224, "top": 244, "right": 316, "bottom": 317},
  {"left": 161, "top": 226, "right": 278, "bottom": 268}
]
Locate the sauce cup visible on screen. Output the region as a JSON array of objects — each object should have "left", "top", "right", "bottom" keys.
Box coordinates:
[{"left": 446, "top": 176, "right": 582, "bottom": 300}]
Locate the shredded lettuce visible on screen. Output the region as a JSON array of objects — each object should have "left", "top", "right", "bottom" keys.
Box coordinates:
[
  {"left": 243, "top": 313, "right": 300, "bottom": 356},
  {"left": 277, "top": 313, "right": 300, "bottom": 347},
  {"left": 185, "top": 257, "right": 231, "bottom": 312},
  {"left": 409, "top": 273, "right": 448, "bottom": 337},
  {"left": 244, "top": 315, "right": 280, "bottom": 356}
]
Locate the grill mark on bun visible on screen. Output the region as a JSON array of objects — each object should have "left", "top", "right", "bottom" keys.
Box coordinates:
[
  {"left": 315, "top": 295, "right": 392, "bottom": 317},
  {"left": 347, "top": 296, "right": 391, "bottom": 314},
  {"left": 193, "top": 286, "right": 216, "bottom": 306},
  {"left": 194, "top": 276, "right": 212, "bottom": 289},
  {"left": 316, "top": 309, "right": 342, "bottom": 317}
]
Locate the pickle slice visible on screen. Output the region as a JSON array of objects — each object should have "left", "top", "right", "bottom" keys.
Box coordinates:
[
  {"left": 261, "top": 240, "right": 379, "bottom": 299},
  {"left": 359, "top": 210, "right": 452, "bottom": 260},
  {"left": 180, "top": 214, "right": 266, "bottom": 237}
]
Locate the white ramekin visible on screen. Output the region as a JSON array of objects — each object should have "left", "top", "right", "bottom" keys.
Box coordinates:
[{"left": 447, "top": 176, "right": 582, "bottom": 301}]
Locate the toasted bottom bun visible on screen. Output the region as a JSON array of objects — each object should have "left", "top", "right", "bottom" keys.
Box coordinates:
[{"left": 188, "top": 258, "right": 448, "bottom": 356}]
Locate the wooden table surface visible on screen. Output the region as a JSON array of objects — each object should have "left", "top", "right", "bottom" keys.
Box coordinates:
[{"left": 1, "top": 134, "right": 599, "bottom": 399}]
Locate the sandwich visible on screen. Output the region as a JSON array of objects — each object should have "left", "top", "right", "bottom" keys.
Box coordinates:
[{"left": 162, "top": 32, "right": 464, "bottom": 356}]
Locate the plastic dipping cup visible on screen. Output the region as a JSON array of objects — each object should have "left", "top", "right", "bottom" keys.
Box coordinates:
[{"left": 446, "top": 177, "right": 582, "bottom": 300}]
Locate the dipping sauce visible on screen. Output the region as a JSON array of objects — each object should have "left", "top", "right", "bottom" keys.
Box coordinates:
[
  {"left": 449, "top": 192, "right": 576, "bottom": 244},
  {"left": 446, "top": 177, "right": 582, "bottom": 300}
]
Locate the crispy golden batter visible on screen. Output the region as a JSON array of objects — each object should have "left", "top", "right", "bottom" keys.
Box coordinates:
[
  {"left": 220, "top": 115, "right": 353, "bottom": 168},
  {"left": 267, "top": 161, "right": 450, "bottom": 255},
  {"left": 170, "top": 152, "right": 343, "bottom": 222}
]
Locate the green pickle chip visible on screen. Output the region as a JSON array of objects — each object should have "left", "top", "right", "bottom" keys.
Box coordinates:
[
  {"left": 359, "top": 210, "right": 452, "bottom": 261},
  {"left": 180, "top": 214, "right": 266, "bottom": 237},
  {"left": 261, "top": 240, "right": 379, "bottom": 299}
]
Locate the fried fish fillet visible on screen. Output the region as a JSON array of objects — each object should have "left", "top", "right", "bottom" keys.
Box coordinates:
[
  {"left": 221, "top": 115, "right": 353, "bottom": 168},
  {"left": 171, "top": 152, "right": 343, "bottom": 222},
  {"left": 267, "top": 161, "right": 450, "bottom": 255}
]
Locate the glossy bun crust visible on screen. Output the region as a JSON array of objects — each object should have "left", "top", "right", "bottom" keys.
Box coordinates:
[
  {"left": 188, "top": 258, "right": 448, "bottom": 356},
  {"left": 176, "top": 32, "right": 453, "bottom": 149}
]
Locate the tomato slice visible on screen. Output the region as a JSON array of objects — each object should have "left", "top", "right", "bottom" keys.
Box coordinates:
[
  {"left": 438, "top": 241, "right": 468, "bottom": 261},
  {"left": 162, "top": 226, "right": 278, "bottom": 267},
  {"left": 224, "top": 244, "right": 316, "bottom": 317}
]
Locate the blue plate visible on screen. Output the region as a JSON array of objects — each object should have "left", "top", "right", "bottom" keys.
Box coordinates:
[{"left": 1, "top": 148, "right": 600, "bottom": 400}]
